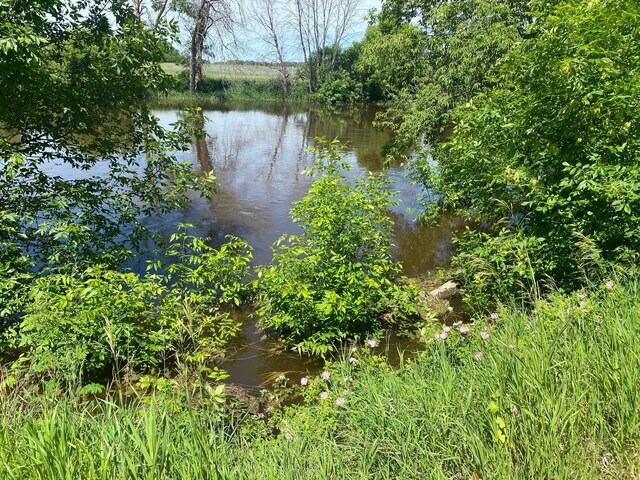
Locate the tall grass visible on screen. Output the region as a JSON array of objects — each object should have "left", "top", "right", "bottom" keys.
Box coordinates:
[{"left": 1, "top": 275, "right": 639, "bottom": 478}]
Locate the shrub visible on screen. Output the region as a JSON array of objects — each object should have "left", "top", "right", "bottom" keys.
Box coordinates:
[
  {"left": 257, "top": 139, "right": 418, "bottom": 355},
  {"left": 13, "top": 228, "right": 252, "bottom": 381},
  {"left": 451, "top": 227, "right": 554, "bottom": 312},
  {"left": 419, "top": 0, "right": 640, "bottom": 307}
]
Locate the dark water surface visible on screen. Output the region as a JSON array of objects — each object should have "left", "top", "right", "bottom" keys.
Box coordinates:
[
  {"left": 47, "top": 100, "right": 466, "bottom": 390},
  {"left": 144, "top": 101, "right": 463, "bottom": 274},
  {"left": 151, "top": 101, "right": 466, "bottom": 390}
]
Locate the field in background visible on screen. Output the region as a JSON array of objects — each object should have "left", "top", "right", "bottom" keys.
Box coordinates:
[{"left": 161, "top": 62, "right": 299, "bottom": 81}]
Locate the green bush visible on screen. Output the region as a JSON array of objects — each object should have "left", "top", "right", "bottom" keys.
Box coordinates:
[
  {"left": 420, "top": 0, "right": 640, "bottom": 307},
  {"left": 13, "top": 229, "right": 252, "bottom": 381},
  {"left": 450, "top": 227, "right": 554, "bottom": 312},
  {"left": 311, "top": 69, "right": 364, "bottom": 105},
  {"left": 17, "top": 267, "right": 171, "bottom": 378},
  {"left": 257, "top": 140, "right": 417, "bottom": 355}
]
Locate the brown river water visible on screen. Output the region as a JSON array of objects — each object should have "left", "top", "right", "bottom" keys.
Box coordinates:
[{"left": 46, "top": 100, "right": 467, "bottom": 390}]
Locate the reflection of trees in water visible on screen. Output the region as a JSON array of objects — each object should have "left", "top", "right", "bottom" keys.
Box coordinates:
[
  {"left": 390, "top": 211, "right": 468, "bottom": 277},
  {"left": 211, "top": 133, "right": 245, "bottom": 170},
  {"left": 291, "top": 105, "right": 392, "bottom": 171},
  {"left": 174, "top": 102, "right": 394, "bottom": 175},
  {"left": 195, "top": 136, "right": 213, "bottom": 173},
  {"left": 267, "top": 106, "right": 290, "bottom": 181}
]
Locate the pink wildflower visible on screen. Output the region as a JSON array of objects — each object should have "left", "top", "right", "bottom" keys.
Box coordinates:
[
  {"left": 349, "top": 357, "right": 358, "bottom": 364},
  {"left": 474, "top": 352, "right": 483, "bottom": 361},
  {"left": 606, "top": 280, "right": 614, "bottom": 290},
  {"left": 300, "top": 377, "right": 308, "bottom": 386},
  {"left": 453, "top": 321, "right": 463, "bottom": 327},
  {"left": 443, "top": 326, "right": 451, "bottom": 333},
  {"left": 336, "top": 397, "right": 346, "bottom": 406},
  {"left": 481, "top": 331, "right": 490, "bottom": 341},
  {"left": 367, "top": 339, "right": 377, "bottom": 348},
  {"left": 320, "top": 392, "right": 329, "bottom": 400},
  {"left": 343, "top": 389, "right": 350, "bottom": 396},
  {"left": 322, "top": 371, "right": 331, "bottom": 381},
  {"left": 490, "top": 312, "right": 499, "bottom": 320},
  {"left": 459, "top": 326, "right": 470, "bottom": 334}
]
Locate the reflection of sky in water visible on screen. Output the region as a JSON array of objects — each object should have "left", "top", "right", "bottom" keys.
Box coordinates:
[
  {"left": 145, "top": 104, "right": 464, "bottom": 276},
  {"left": 38, "top": 102, "right": 467, "bottom": 388},
  {"left": 38, "top": 103, "right": 464, "bottom": 276}
]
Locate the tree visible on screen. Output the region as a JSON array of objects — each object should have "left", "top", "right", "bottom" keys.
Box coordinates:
[
  {"left": 0, "top": 0, "right": 215, "bottom": 319},
  {"left": 426, "top": 0, "right": 640, "bottom": 305},
  {"left": 175, "top": 0, "right": 238, "bottom": 93},
  {"left": 359, "top": 0, "right": 531, "bottom": 155},
  {"left": 292, "top": 0, "right": 364, "bottom": 92},
  {"left": 131, "top": 0, "right": 173, "bottom": 30},
  {"left": 249, "top": 0, "right": 292, "bottom": 94}
]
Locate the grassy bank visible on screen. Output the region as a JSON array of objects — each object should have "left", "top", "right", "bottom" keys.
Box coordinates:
[
  {"left": 161, "top": 63, "right": 299, "bottom": 81},
  {"left": 159, "top": 62, "right": 305, "bottom": 102},
  {"left": 1, "top": 275, "right": 639, "bottom": 479}
]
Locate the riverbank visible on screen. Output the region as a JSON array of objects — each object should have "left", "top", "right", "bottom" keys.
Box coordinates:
[
  {"left": 159, "top": 62, "right": 305, "bottom": 102},
  {"left": 2, "top": 273, "right": 638, "bottom": 479}
]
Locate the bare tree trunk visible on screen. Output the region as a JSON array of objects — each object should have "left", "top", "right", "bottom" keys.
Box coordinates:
[
  {"left": 152, "top": 0, "right": 170, "bottom": 31},
  {"left": 131, "top": 0, "right": 171, "bottom": 30},
  {"left": 251, "top": 0, "right": 291, "bottom": 95},
  {"left": 182, "top": 0, "right": 238, "bottom": 94},
  {"left": 190, "top": 0, "right": 212, "bottom": 93},
  {"left": 294, "top": 0, "right": 313, "bottom": 93},
  {"left": 132, "top": 0, "right": 144, "bottom": 21}
]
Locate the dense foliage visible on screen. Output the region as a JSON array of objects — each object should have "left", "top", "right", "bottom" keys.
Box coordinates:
[
  {"left": 12, "top": 229, "right": 251, "bottom": 381},
  {"left": 0, "top": 0, "right": 249, "bottom": 382},
  {"left": 257, "top": 140, "right": 418, "bottom": 355},
  {"left": 421, "top": 0, "right": 640, "bottom": 306},
  {"left": 1, "top": 275, "right": 638, "bottom": 478}
]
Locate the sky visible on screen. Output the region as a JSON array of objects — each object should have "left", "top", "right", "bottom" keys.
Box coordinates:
[{"left": 232, "top": 0, "right": 383, "bottom": 62}]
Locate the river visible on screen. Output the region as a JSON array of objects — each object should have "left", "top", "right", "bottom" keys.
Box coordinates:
[{"left": 138, "top": 100, "right": 466, "bottom": 390}]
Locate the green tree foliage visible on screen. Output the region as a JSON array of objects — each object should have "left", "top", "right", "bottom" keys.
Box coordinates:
[
  {"left": 0, "top": 0, "right": 215, "bottom": 275},
  {"left": 426, "top": 0, "right": 640, "bottom": 305},
  {"left": 308, "top": 44, "right": 384, "bottom": 104},
  {"left": 257, "top": 140, "right": 417, "bottom": 355},
  {"left": 356, "top": 23, "right": 427, "bottom": 100},
  {"left": 360, "top": 0, "right": 531, "bottom": 153}
]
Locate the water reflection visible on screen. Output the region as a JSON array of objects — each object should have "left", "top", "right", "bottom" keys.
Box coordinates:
[
  {"left": 150, "top": 101, "right": 463, "bottom": 271},
  {"left": 150, "top": 101, "right": 467, "bottom": 387},
  {"left": 102, "top": 103, "right": 464, "bottom": 388},
  {"left": 36, "top": 100, "right": 467, "bottom": 388}
]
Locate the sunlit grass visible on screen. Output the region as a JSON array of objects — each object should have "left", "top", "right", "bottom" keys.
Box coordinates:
[{"left": 1, "top": 274, "right": 638, "bottom": 478}]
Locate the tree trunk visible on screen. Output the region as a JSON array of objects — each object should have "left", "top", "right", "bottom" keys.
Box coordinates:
[
  {"left": 190, "top": 0, "right": 212, "bottom": 93},
  {"left": 295, "top": 0, "right": 313, "bottom": 94},
  {"left": 132, "top": 0, "right": 144, "bottom": 21}
]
